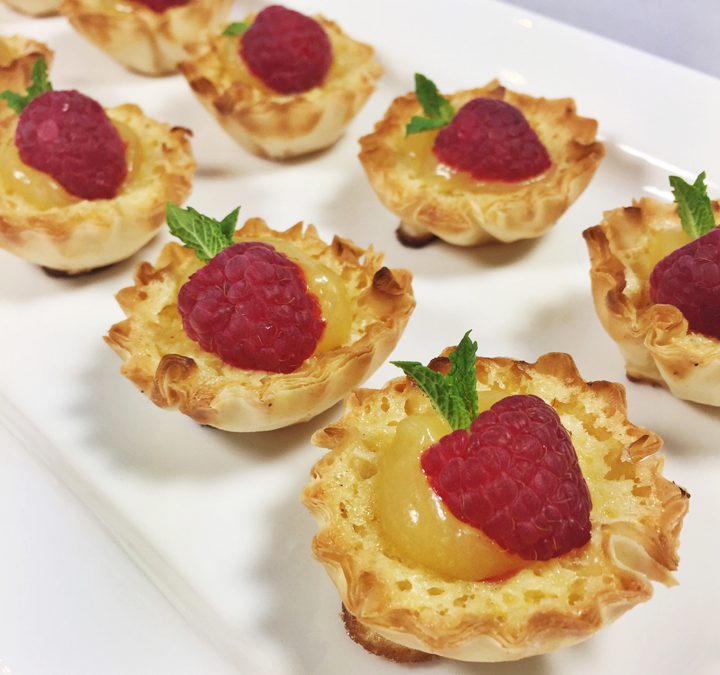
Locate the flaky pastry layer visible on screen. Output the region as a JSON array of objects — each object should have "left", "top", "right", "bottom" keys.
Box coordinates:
[
  {"left": 61, "top": 0, "right": 232, "bottom": 76},
  {"left": 0, "top": 35, "right": 53, "bottom": 96},
  {"left": 359, "top": 80, "right": 604, "bottom": 246},
  {"left": 0, "top": 104, "right": 194, "bottom": 273},
  {"left": 179, "top": 16, "right": 382, "bottom": 159},
  {"left": 584, "top": 197, "right": 720, "bottom": 405},
  {"left": 303, "top": 351, "right": 687, "bottom": 662},
  {"left": 3, "top": 0, "right": 59, "bottom": 16},
  {"left": 105, "top": 218, "right": 415, "bottom": 432}
]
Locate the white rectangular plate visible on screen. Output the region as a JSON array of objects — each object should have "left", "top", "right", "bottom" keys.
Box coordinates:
[{"left": 2, "top": 1, "right": 719, "bottom": 674}]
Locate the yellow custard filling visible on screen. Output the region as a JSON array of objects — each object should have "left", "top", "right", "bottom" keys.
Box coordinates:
[
  {"left": 375, "top": 390, "right": 526, "bottom": 582},
  {"left": 631, "top": 227, "right": 693, "bottom": 280},
  {"left": 0, "top": 119, "right": 142, "bottom": 209}
]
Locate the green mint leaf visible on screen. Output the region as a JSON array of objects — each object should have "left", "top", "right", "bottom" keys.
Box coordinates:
[
  {"left": 223, "top": 21, "right": 251, "bottom": 36},
  {"left": 446, "top": 331, "right": 479, "bottom": 421},
  {"left": 669, "top": 172, "right": 716, "bottom": 238},
  {"left": 405, "top": 73, "right": 455, "bottom": 136},
  {"left": 166, "top": 203, "right": 237, "bottom": 263},
  {"left": 0, "top": 57, "right": 52, "bottom": 114},
  {"left": 391, "top": 361, "right": 473, "bottom": 431}
]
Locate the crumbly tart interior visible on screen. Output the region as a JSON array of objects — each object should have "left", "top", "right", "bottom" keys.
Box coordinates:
[
  {"left": 179, "top": 15, "right": 382, "bottom": 159},
  {"left": 303, "top": 352, "right": 687, "bottom": 662},
  {"left": 359, "top": 80, "right": 604, "bottom": 246},
  {"left": 106, "top": 218, "right": 415, "bottom": 432},
  {"left": 0, "top": 104, "right": 194, "bottom": 273},
  {"left": 584, "top": 197, "right": 720, "bottom": 405}
]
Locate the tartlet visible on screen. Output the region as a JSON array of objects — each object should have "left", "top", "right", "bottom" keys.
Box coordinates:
[
  {"left": 61, "top": 0, "right": 233, "bottom": 76},
  {"left": 359, "top": 80, "right": 604, "bottom": 246},
  {"left": 0, "top": 104, "right": 194, "bottom": 274},
  {"left": 584, "top": 196, "right": 720, "bottom": 405},
  {"left": 303, "top": 350, "right": 687, "bottom": 662},
  {"left": 105, "top": 218, "right": 415, "bottom": 432},
  {"left": 3, "top": 0, "right": 60, "bottom": 16},
  {"left": 179, "top": 14, "right": 383, "bottom": 159},
  {"left": 0, "top": 36, "right": 53, "bottom": 94}
]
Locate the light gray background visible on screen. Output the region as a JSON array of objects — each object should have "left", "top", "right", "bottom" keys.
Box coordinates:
[{"left": 508, "top": 0, "right": 720, "bottom": 78}]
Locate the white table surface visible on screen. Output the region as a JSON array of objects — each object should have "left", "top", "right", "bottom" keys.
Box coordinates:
[{"left": 2, "top": 2, "right": 719, "bottom": 674}]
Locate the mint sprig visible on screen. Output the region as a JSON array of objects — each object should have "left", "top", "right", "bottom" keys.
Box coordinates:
[
  {"left": 166, "top": 203, "right": 239, "bottom": 263},
  {"left": 222, "top": 21, "right": 251, "bottom": 36},
  {"left": 0, "top": 57, "right": 52, "bottom": 114},
  {"left": 405, "top": 73, "right": 455, "bottom": 135},
  {"left": 669, "top": 171, "right": 716, "bottom": 239},
  {"left": 392, "top": 331, "right": 479, "bottom": 430}
]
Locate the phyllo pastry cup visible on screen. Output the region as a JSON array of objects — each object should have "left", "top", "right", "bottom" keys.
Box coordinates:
[
  {"left": 3, "top": 0, "right": 60, "bottom": 16},
  {"left": 359, "top": 80, "right": 604, "bottom": 247},
  {"left": 60, "top": 0, "right": 233, "bottom": 76},
  {"left": 0, "top": 35, "right": 53, "bottom": 94},
  {"left": 105, "top": 218, "right": 415, "bottom": 432},
  {"left": 584, "top": 197, "right": 720, "bottom": 405},
  {"left": 179, "top": 16, "right": 382, "bottom": 159},
  {"left": 303, "top": 351, "right": 687, "bottom": 662},
  {"left": 0, "top": 104, "right": 194, "bottom": 274}
]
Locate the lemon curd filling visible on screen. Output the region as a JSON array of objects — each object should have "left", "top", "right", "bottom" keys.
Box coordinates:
[
  {"left": 375, "top": 391, "right": 527, "bottom": 582},
  {"left": 632, "top": 227, "right": 693, "bottom": 280},
  {"left": 0, "top": 119, "right": 142, "bottom": 209},
  {"left": 400, "top": 129, "right": 548, "bottom": 195}
]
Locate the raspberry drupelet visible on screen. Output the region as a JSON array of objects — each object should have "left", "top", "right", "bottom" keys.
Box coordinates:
[
  {"left": 422, "top": 394, "right": 592, "bottom": 560},
  {"left": 650, "top": 227, "right": 720, "bottom": 340},
  {"left": 433, "top": 98, "right": 551, "bottom": 182},
  {"left": 15, "top": 90, "right": 126, "bottom": 200},
  {"left": 177, "top": 242, "right": 325, "bottom": 373},
  {"left": 240, "top": 4, "right": 332, "bottom": 94}
]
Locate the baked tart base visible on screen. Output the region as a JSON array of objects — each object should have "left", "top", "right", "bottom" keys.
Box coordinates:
[
  {"left": 105, "top": 218, "right": 415, "bottom": 432},
  {"left": 179, "top": 16, "right": 382, "bottom": 159},
  {"left": 0, "top": 104, "right": 195, "bottom": 274},
  {"left": 584, "top": 197, "right": 720, "bottom": 406},
  {"left": 0, "top": 35, "right": 53, "bottom": 95},
  {"left": 303, "top": 351, "right": 687, "bottom": 662},
  {"left": 3, "top": 0, "right": 59, "bottom": 16},
  {"left": 359, "top": 80, "right": 604, "bottom": 246},
  {"left": 61, "top": 0, "right": 233, "bottom": 76}
]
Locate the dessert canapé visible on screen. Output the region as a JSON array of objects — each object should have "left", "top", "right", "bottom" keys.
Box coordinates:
[
  {"left": 359, "top": 74, "right": 604, "bottom": 247},
  {"left": 179, "top": 5, "right": 383, "bottom": 159},
  {"left": 0, "top": 58, "right": 194, "bottom": 274},
  {"left": 3, "top": 0, "right": 60, "bottom": 16},
  {"left": 0, "top": 35, "right": 53, "bottom": 98},
  {"left": 105, "top": 204, "right": 414, "bottom": 432},
  {"left": 303, "top": 334, "right": 687, "bottom": 662},
  {"left": 60, "top": 0, "right": 233, "bottom": 76},
  {"left": 584, "top": 171, "right": 720, "bottom": 405}
]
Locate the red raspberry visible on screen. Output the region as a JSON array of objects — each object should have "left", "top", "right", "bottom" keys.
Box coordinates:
[
  {"left": 421, "top": 395, "right": 591, "bottom": 560},
  {"left": 240, "top": 5, "right": 332, "bottom": 94},
  {"left": 650, "top": 227, "right": 720, "bottom": 339},
  {"left": 15, "top": 90, "right": 126, "bottom": 200},
  {"left": 433, "top": 98, "right": 551, "bottom": 182},
  {"left": 177, "top": 242, "right": 325, "bottom": 373},
  {"left": 132, "top": 0, "right": 189, "bottom": 11}
]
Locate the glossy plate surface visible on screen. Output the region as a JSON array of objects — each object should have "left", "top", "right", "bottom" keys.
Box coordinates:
[{"left": 1, "top": 1, "right": 719, "bottom": 673}]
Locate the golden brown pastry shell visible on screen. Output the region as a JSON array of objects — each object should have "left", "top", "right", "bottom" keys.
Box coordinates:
[
  {"left": 0, "top": 104, "right": 195, "bottom": 273},
  {"left": 105, "top": 218, "right": 415, "bottom": 432},
  {"left": 303, "top": 351, "right": 687, "bottom": 662},
  {"left": 584, "top": 197, "right": 720, "bottom": 405},
  {"left": 359, "top": 80, "right": 604, "bottom": 246},
  {"left": 179, "top": 16, "right": 382, "bottom": 159},
  {"left": 61, "top": 0, "right": 232, "bottom": 76},
  {"left": 0, "top": 36, "right": 53, "bottom": 96},
  {"left": 3, "top": 0, "right": 59, "bottom": 16}
]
